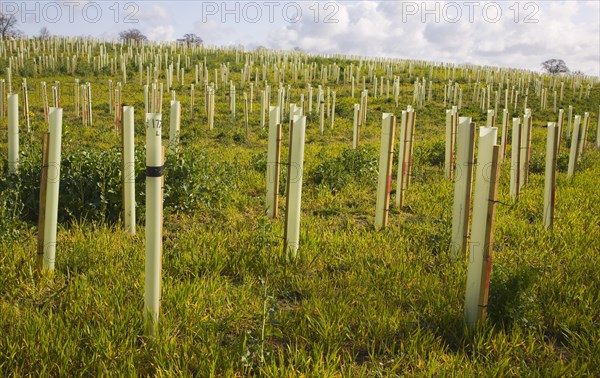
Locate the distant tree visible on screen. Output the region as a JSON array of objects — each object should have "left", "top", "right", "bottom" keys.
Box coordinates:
[
  {"left": 571, "top": 70, "right": 585, "bottom": 76},
  {"left": 119, "top": 28, "right": 148, "bottom": 43},
  {"left": 541, "top": 59, "right": 569, "bottom": 74},
  {"left": 39, "top": 26, "right": 51, "bottom": 39},
  {"left": 0, "top": 12, "right": 21, "bottom": 39},
  {"left": 177, "top": 33, "right": 203, "bottom": 46}
]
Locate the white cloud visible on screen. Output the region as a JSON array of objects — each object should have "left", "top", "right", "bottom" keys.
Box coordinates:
[
  {"left": 11, "top": 0, "right": 598, "bottom": 76},
  {"left": 261, "top": 0, "right": 599, "bottom": 76},
  {"left": 136, "top": 4, "right": 176, "bottom": 41}
]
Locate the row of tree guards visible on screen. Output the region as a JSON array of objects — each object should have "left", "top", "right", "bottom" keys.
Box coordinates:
[
  {"left": 2, "top": 39, "right": 599, "bottom": 332},
  {"left": 1, "top": 38, "right": 595, "bottom": 89},
  {"left": 3, "top": 81, "right": 599, "bottom": 331},
  {"left": 366, "top": 105, "right": 596, "bottom": 325},
  {"left": 2, "top": 67, "right": 597, "bottom": 145},
  {"left": 370, "top": 110, "right": 500, "bottom": 324},
  {"left": 1, "top": 38, "right": 597, "bottom": 146}
]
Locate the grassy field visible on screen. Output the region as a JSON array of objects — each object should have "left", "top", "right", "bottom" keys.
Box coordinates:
[{"left": 1, "top": 40, "right": 599, "bottom": 376}]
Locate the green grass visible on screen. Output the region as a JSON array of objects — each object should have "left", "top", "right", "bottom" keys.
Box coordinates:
[{"left": 0, "top": 40, "right": 599, "bottom": 376}]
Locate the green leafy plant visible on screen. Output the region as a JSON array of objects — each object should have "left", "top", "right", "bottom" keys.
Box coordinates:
[{"left": 309, "top": 146, "right": 378, "bottom": 192}]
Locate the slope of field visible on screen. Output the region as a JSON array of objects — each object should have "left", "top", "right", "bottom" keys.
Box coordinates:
[{"left": 0, "top": 39, "right": 599, "bottom": 376}]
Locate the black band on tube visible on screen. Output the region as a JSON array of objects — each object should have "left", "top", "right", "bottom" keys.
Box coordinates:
[{"left": 146, "top": 165, "right": 165, "bottom": 177}]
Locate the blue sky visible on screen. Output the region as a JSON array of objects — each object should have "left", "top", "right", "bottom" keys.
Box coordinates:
[{"left": 8, "top": 1, "right": 600, "bottom": 76}]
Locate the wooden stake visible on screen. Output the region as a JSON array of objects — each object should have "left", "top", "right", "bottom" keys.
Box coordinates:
[{"left": 36, "top": 133, "right": 50, "bottom": 271}]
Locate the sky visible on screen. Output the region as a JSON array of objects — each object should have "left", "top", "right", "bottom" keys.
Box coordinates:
[{"left": 6, "top": 0, "right": 600, "bottom": 76}]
